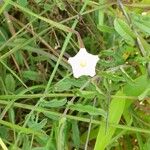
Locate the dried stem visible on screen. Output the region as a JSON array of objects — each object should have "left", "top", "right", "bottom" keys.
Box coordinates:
[
  {"left": 3, "top": 11, "right": 21, "bottom": 74},
  {"left": 9, "top": 15, "right": 68, "bottom": 64}
]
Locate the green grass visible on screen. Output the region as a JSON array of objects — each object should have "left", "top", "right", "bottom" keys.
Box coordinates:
[{"left": 0, "top": 0, "right": 150, "bottom": 150}]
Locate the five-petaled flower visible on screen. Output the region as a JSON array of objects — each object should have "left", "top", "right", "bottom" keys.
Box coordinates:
[{"left": 68, "top": 48, "right": 99, "bottom": 78}]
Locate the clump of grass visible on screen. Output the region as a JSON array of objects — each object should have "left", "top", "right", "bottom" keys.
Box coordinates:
[{"left": 0, "top": 0, "right": 150, "bottom": 150}]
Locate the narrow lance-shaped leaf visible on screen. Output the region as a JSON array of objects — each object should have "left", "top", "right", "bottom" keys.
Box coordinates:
[
  {"left": 114, "top": 18, "right": 135, "bottom": 45},
  {"left": 57, "top": 117, "right": 67, "bottom": 150},
  {"left": 71, "top": 120, "right": 80, "bottom": 149},
  {"left": 94, "top": 91, "right": 125, "bottom": 150},
  {"left": 69, "top": 103, "right": 106, "bottom": 118},
  {"left": 41, "top": 99, "right": 67, "bottom": 108}
]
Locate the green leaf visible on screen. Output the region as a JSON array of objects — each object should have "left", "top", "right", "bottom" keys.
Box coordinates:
[
  {"left": 5, "top": 74, "right": 15, "bottom": 92},
  {"left": 97, "top": 25, "right": 114, "bottom": 33},
  {"left": 43, "top": 113, "right": 59, "bottom": 121},
  {"left": 0, "top": 126, "right": 8, "bottom": 139},
  {"left": 132, "top": 14, "right": 150, "bottom": 34},
  {"left": 22, "top": 70, "right": 41, "bottom": 81},
  {"left": 27, "top": 118, "right": 47, "bottom": 131},
  {"left": 69, "top": 103, "right": 106, "bottom": 117},
  {"left": 94, "top": 91, "right": 125, "bottom": 150},
  {"left": 44, "top": 3, "right": 55, "bottom": 11},
  {"left": 71, "top": 120, "right": 80, "bottom": 149},
  {"left": 137, "top": 36, "right": 150, "bottom": 55},
  {"left": 123, "top": 75, "right": 150, "bottom": 126},
  {"left": 41, "top": 99, "right": 67, "bottom": 108},
  {"left": 8, "top": 108, "right": 15, "bottom": 124},
  {"left": 76, "top": 90, "right": 97, "bottom": 99},
  {"left": 0, "top": 27, "right": 9, "bottom": 44},
  {"left": 114, "top": 18, "right": 135, "bottom": 45},
  {"left": 133, "top": 20, "right": 150, "bottom": 34},
  {"left": 44, "top": 129, "right": 56, "bottom": 150},
  {"left": 71, "top": 77, "right": 87, "bottom": 88},
  {"left": 22, "top": 136, "right": 30, "bottom": 150},
  {"left": 14, "top": 51, "right": 24, "bottom": 66},
  {"left": 101, "top": 72, "right": 125, "bottom": 82},
  {"left": 17, "top": 0, "right": 28, "bottom": 7},
  {"left": 57, "top": 117, "right": 67, "bottom": 150},
  {"left": 143, "top": 138, "right": 150, "bottom": 150},
  {"left": 54, "top": 78, "right": 72, "bottom": 92},
  {"left": 124, "top": 75, "right": 150, "bottom": 97}
]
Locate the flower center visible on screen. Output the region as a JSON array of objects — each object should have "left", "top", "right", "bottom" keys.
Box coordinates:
[{"left": 79, "top": 60, "right": 87, "bottom": 68}]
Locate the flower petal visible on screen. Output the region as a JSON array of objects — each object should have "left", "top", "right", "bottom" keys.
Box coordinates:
[{"left": 68, "top": 48, "right": 99, "bottom": 78}]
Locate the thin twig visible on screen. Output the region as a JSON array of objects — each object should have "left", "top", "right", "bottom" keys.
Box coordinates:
[{"left": 84, "top": 97, "right": 97, "bottom": 150}]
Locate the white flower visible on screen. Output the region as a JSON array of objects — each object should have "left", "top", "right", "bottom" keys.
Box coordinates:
[{"left": 68, "top": 48, "right": 99, "bottom": 78}]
